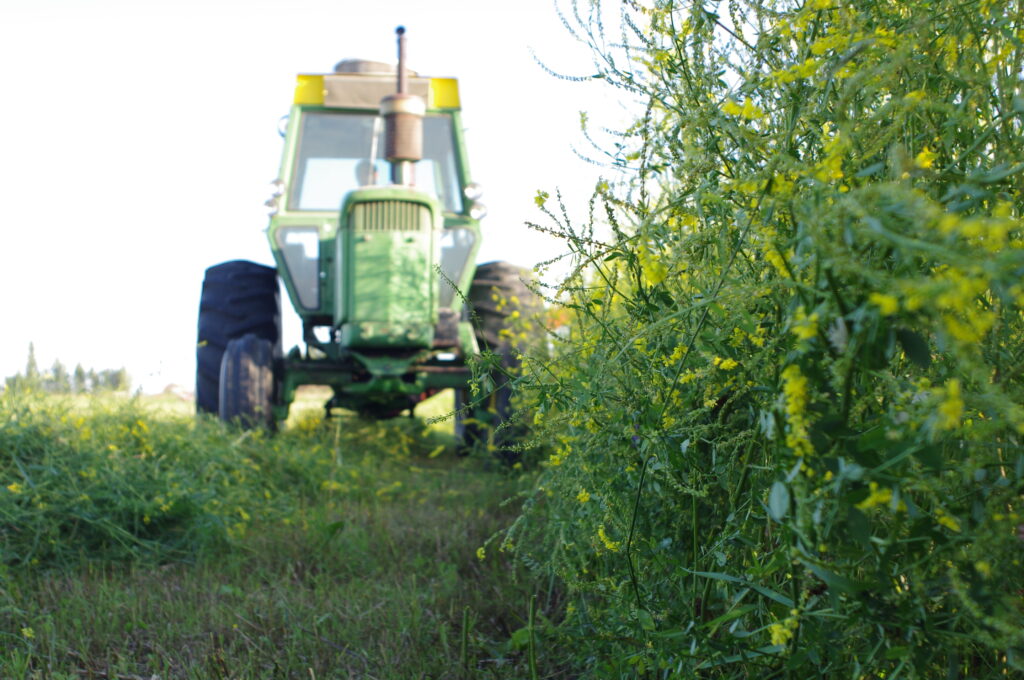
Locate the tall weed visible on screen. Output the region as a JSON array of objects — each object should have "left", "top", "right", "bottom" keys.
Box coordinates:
[{"left": 512, "top": 0, "right": 1024, "bottom": 676}]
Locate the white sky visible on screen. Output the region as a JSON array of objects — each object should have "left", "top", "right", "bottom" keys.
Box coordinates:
[{"left": 0, "top": 0, "right": 635, "bottom": 392}]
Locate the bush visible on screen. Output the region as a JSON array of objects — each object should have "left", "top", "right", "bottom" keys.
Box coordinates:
[{"left": 512, "top": 0, "right": 1024, "bottom": 676}]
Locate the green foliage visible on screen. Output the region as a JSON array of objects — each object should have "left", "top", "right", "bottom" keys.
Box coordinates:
[
  {"left": 0, "top": 391, "right": 564, "bottom": 677},
  {"left": 513, "top": 0, "right": 1024, "bottom": 676},
  {"left": 0, "top": 391, "right": 467, "bottom": 566}
]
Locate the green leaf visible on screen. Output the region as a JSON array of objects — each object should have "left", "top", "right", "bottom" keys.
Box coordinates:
[
  {"left": 322, "top": 520, "right": 346, "bottom": 536},
  {"left": 695, "top": 645, "right": 786, "bottom": 668},
  {"left": 636, "top": 609, "right": 656, "bottom": 631},
  {"left": 846, "top": 507, "right": 872, "bottom": 547},
  {"left": 768, "top": 481, "right": 790, "bottom": 522},
  {"left": 912, "top": 445, "right": 944, "bottom": 471},
  {"left": 702, "top": 604, "right": 756, "bottom": 632},
  {"left": 896, "top": 328, "right": 931, "bottom": 369},
  {"left": 508, "top": 626, "right": 530, "bottom": 650},
  {"left": 856, "top": 427, "right": 887, "bottom": 453},
  {"left": 971, "top": 162, "right": 1024, "bottom": 184},
  {"left": 799, "top": 559, "right": 867, "bottom": 595},
  {"left": 855, "top": 161, "right": 886, "bottom": 177},
  {"left": 681, "top": 568, "right": 795, "bottom": 607}
]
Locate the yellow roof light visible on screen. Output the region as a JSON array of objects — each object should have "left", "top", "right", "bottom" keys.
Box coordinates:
[
  {"left": 294, "top": 75, "right": 325, "bottom": 105},
  {"left": 429, "top": 78, "right": 460, "bottom": 109}
]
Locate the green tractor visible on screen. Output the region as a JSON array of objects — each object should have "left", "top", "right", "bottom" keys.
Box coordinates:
[{"left": 196, "top": 28, "right": 539, "bottom": 449}]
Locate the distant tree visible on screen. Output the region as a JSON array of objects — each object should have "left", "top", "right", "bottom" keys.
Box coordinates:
[
  {"left": 47, "top": 359, "right": 71, "bottom": 394},
  {"left": 23, "top": 343, "right": 40, "bottom": 388},
  {"left": 73, "top": 364, "right": 87, "bottom": 393},
  {"left": 4, "top": 347, "right": 129, "bottom": 394},
  {"left": 95, "top": 368, "right": 130, "bottom": 392},
  {"left": 5, "top": 344, "right": 42, "bottom": 391},
  {"left": 114, "top": 367, "right": 130, "bottom": 392},
  {"left": 25, "top": 343, "right": 38, "bottom": 379}
]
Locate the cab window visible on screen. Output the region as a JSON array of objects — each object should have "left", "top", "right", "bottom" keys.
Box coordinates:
[{"left": 289, "top": 111, "right": 463, "bottom": 213}]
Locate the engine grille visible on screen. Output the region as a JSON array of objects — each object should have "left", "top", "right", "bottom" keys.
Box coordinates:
[{"left": 347, "top": 200, "right": 430, "bottom": 232}]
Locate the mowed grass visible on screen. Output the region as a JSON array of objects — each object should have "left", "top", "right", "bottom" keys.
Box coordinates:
[{"left": 0, "top": 388, "right": 564, "bottom": 679}]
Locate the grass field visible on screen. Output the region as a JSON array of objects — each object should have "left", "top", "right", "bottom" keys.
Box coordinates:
[{"left": 0, "top": 387, "right": 563, "bottom": 679}]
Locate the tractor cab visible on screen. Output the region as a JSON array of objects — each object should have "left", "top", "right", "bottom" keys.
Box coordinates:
[{"left": 266, "top": 53, "right": 484, "bottom": 351}]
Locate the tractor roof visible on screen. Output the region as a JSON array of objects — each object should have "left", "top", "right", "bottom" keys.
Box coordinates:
[{"left": 294, "top": 59, "right": 459, "bottom": 111}]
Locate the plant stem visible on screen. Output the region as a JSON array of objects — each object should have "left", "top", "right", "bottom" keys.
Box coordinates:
[{"left": 626, "top": 455, "right": 652, "bottom": 619}]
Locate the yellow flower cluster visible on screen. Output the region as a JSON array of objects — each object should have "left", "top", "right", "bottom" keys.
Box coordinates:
[
  {"left": 914, "top": 147, "right": 937, "bottom": 169},
  {"left": 638, "top": 244, "right": 668, "bottom": 286},
  {"left": 781, "top": 365, "right": 813, "bottom": 457},
  {"left": 937, "top": 379, "right": 964, "bottom": 430},
  {"left": 868, "top": 293, "right": 899, "bottom": 316},
  {"left": 548, "top": 440, "right": 572, "bottom": 467},
  {"left": 942, "top": 208, "right": 1014, "bottom": 253},
  {"left": 375, "top": 480, "right": 403, "bottom": 497},
  {"left": 855, "top": 482, "right": 906, "bottom": 512},
  {"left": 856, "top": 482, "right": 892, "bottom": 510},
  {"left": 662, "top": 344, "right": 688, "bottom": 366},
  {"left": 814, "top": 123, "right": 847, "bottom": 182},
  {"left": 721, "top": 97, "right": 765, "bottom": 120},
  {"left": 771, "top": 57, "right": 821, "bottom": 84},
  {"left": 597, "top": 524, "right": 621, "bottom": 552},
  {"left": 930, "top": 269, "right": 995, "bottom": 343},
  {"left": 769, "top": 611, "right": 800, "bottom": 646},
  {"left": 791, "top": 306, "right": 819, "bottom": 341},
  {"left": 935, "top": 508, "right": 961, "bottom": 532},
  {"left": 713, "top": 356, "right": 739, "bottom": 370},
  {"left": 765, "top": 248, "right": 790, "bottom": 278}
]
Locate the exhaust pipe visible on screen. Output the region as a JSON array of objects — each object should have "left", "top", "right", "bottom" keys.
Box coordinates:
[{"left": 381, "top": 26, "right": 425, "bottom": 186}]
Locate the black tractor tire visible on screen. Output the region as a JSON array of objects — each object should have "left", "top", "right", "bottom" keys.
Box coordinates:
[
  {"left": 196, "top": 261, "right": 280, "bottom": 416},
  {"left": 219, "top": 334, "right": 276, "bottom": 430},
  {"left": 466, "top": 261, "right": 543, "bottom": 352},
  {"left": 457, "top": 261, "right": 543, "bottom": 460}
]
